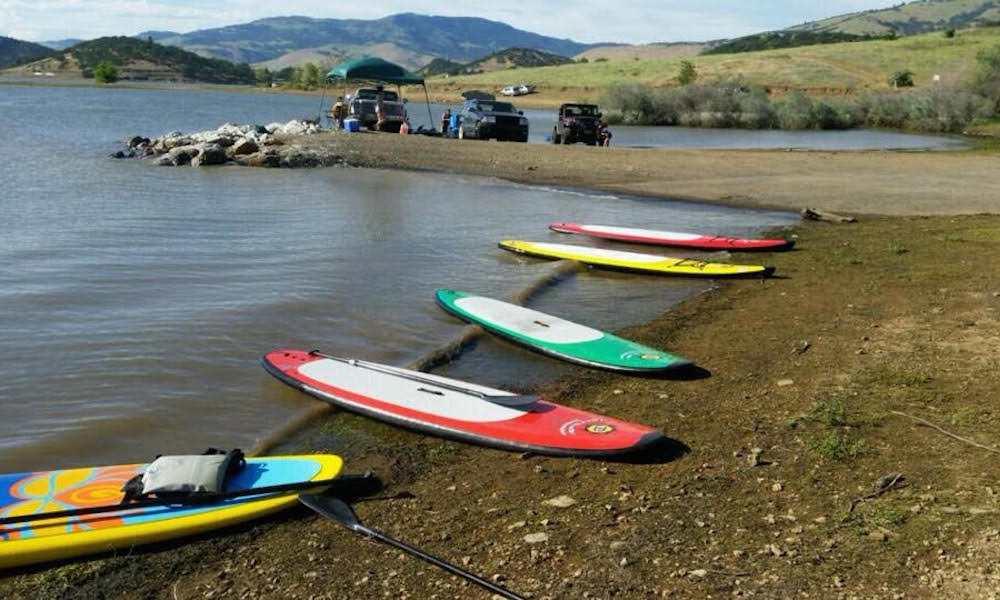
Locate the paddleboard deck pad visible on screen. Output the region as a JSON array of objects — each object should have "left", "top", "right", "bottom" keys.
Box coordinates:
[
  {"left": 263, "top": 350, "right": 664, "bottom": 457},
  {"left": 0, "top": 455, "right": 342, "bottom": 569},
  {"left": 499, "top": 240, "right": 774, "bottom": 277},
  {"left": 435, "top": 289, "right": 691, "bottom": 373},
  {"left": 550, "top": 222, "right": 794, "bottom": 251}
]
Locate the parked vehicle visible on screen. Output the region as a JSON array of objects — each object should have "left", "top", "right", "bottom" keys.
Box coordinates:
[
  {"left": 455, "top": 99, "right": 529, "bottom": 142},
  {"left": 552, "top": 103, "right": 602, "bottom": 145},
  {"left": 500, "top": 84, "right": 535, "bottom": 96},
  {"left": 346, "top": 87, "right": 407, "bottom": 132}
]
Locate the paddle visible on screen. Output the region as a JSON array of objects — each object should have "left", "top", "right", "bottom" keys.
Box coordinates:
[
  {"left": 308, "top": 351, "right": 540, "bottom": 408},
  {"left": 299, "top": 494, "right": 526, "bottom": 600},
  {"left": 0, "top": 477, "right": 342, "bottom": 526}
]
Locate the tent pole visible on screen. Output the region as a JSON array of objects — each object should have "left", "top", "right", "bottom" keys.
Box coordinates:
[
  {"left": 317, "top": 82, "right": 327, "bottom": 125},
  {"left": 423, "top": 84, "right": 435, "bottom": 133}
]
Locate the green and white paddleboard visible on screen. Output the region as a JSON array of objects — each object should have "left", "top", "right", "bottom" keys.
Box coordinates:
[{"left": 435, "top": 289, "right": 691, "bottom": 374}]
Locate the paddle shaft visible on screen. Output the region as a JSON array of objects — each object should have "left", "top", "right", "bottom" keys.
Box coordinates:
[
  {"left": 354, "top": 522, "right": 525, "bottom": 600},
  {"left": 0, "top": 477, "right": 341, "bottom": 526},
  {"left": 300, "top": 494, "right": 525, "bottom": 600}
]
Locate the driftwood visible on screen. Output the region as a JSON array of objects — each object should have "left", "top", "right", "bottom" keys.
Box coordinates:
[
  {"left": 846, "top": 472, "right": 905, "bottom": 515},
  {"left": 891, "top": 410, "right": 1000, "bottom": 455},
  {"left": 801, "top": 207, "right": 857, "bottom": 223}
]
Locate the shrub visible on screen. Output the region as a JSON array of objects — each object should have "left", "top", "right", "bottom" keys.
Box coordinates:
[
  {"left": 92, "top": 60, "right": 118, "bottom": 83},
  {"left": 676, "top": 60, "right": 697, "bottom": 86},
  {"left": 889, "top": 70, "right": 914, "bottom": 88},
  {"left": 975, "top": 42, "right": 1000, "bottom": 110},
  {"left": 944, "top": 28, "right": 956, "bottom": 38},
  {"left": 773, "top": 91, "right": 813, "bottom": 129}
]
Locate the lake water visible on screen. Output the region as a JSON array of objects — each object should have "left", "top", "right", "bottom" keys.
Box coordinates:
[{"left": 0, "top": 83, "right": 863, "bottom": 473}]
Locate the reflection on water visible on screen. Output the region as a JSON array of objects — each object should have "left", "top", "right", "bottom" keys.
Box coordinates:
[{"left": 0, "top": 84, "right": 807, "bottom": 472}]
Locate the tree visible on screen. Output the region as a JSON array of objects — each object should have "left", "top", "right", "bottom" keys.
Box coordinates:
[
  {"left": 254, "top": 67, "right": 273, "bottom": 87},
  {"left": 889, "top": 70, "right": 914, "bottom": 88},
  {"left": 677, "top": 60, "right": 697, "bottom": 86},
  {"left": 883, "top": 29, "right": 898, "bottom": 41},
  {"left": 92, "top": 60, "right": 119, "bottom": 83}
]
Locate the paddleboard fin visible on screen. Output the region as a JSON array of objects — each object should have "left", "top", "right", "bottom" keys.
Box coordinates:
[{"left": 482, "top": 394, "right": 540, "bottom": 408}]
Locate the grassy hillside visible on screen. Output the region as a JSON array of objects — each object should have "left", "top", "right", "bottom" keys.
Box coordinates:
[
  {"left": 426, "top": 27, "right": 1000, "bottom": 102},
  {"left": 0, "top": 36, "right": 52, "bottom": 69},
  {"left": 789, "top": 0, "right": 1000, "bottom": 36},
  {"left": 7, "top": 37, "right": 254, "bottom": 84},
  {"left": 575, "top": 43, "right": 702, "bottom": 62}
]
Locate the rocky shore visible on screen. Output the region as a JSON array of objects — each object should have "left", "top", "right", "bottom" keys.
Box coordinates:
[{"left": 115, "top": 119, "right": 345, "bottom": 168}]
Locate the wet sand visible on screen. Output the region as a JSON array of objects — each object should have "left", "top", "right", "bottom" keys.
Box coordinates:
[{"left": 3, "top": 137, "right": 1000, "bottom": 599}]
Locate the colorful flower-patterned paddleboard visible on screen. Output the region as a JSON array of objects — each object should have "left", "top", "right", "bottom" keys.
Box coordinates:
[{"left": 0, "top": 455, "right": 342, "bottom": 569}]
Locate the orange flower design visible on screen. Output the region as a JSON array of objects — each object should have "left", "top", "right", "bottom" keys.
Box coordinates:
[{"left": 1, "top": 464, "right": 142, "bottom": 541}]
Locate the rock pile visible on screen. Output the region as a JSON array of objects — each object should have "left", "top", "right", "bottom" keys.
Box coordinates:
[{"left": 115, "top": 120, "right": 342, "bottom": 168}]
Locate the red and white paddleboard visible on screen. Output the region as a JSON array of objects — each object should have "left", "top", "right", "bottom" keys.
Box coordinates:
[
  {"left": 549, "top": 222, "right": 794, "bottom": 251},
  {"left": 263, "top": 350, "right": 664, "bottom": 457}
]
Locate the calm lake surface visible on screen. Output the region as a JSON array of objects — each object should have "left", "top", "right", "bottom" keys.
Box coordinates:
[{"left": 0, "top": 83, "right": 901, "bottom": 472}]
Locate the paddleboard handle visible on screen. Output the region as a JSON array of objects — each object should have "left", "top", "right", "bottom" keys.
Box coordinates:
[
  {"left": 0, "top": 476, "right": 342, "bottom": 526},
  {"left": 307, "top": 351, "right": 540, "bottom": 408}
]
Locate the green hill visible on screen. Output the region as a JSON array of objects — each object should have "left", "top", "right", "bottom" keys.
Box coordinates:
[
  {"left": 418, "top": 58, "right": 466, "bottom": 77},
  {"left": 9, "top": 36, "right": 254, "bottom": 84},
  {"left": 0, "top": 36, "right": 53, "bottom": 69},
  {"left": 464, "top": 47, "right": 572, "bottom": 72},
  {"left": 789, "top": 0, "right": 1000, "bottom": 36}
]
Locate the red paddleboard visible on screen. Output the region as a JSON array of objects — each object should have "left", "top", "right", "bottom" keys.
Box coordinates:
[
  {"left": 263, "top": 350, "right": 664, "bottom": 457},
  {"left": 550, "top": 222, "right": 794, "bottom": 251}
]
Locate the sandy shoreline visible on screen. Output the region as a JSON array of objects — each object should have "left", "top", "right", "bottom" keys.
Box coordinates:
[
  {"left": 3, "top": 139, "right": 1000, "bottom": 599},
  {"left": 301, "top": 132, "right": 1000, "bottom": 216}
]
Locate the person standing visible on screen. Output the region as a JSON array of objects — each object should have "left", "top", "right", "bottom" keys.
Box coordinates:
[
  {"left": 440, "top": 108, "right": 451, "bottom": 136},
  {"left": 331, "top": 96, "right": 345, "bottom": 130},
  {"left": 598, "top": 121, "right": 613, "bottom": 147}
]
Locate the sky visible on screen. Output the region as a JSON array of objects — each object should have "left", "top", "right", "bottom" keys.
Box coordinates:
[{"left": 1, "top": 0, "right": 904, "bottom": 44}]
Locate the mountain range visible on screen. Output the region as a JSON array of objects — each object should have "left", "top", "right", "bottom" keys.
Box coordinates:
[
  {"left": 4, "top": 1, "right": 999, "bottom": 78},
  {"left": 144, "top": 13, "right": 599, "bottom": 70}
]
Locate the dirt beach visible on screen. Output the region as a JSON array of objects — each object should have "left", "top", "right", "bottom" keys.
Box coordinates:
[
  {"left": 306, "top": 133, "right": 1000, "bottom": 216},
  {"left": 3, "top": 137, "right": 1000, "bottom": 599}
]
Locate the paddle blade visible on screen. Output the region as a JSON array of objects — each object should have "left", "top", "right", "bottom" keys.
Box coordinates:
[{"left": 299, "top": 494, "right": 361, "bottom": 531}]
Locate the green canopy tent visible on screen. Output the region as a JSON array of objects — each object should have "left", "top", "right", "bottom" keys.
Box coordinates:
[{"left": 326, "top": 56, "right": 435, "bottom": 132}]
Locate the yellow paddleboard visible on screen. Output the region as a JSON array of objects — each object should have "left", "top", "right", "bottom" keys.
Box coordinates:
[
  {"left": 499, "top": 240, "right": 774, "bottom": 277},
  {"left": 0, "top": 454, "right": 342, "bottom": 569}
]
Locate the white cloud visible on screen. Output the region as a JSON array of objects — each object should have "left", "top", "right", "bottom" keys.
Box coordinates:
[{"left": 0, "top": 0, "right": 907, "bottom": 44}]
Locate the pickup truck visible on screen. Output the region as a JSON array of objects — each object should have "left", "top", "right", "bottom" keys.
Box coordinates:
[
  {"left": 346, "top": 87, "right": 406, "bottom": 132},
  {"left": 454, "top": 99, "right": 529, "bottom": 142}
]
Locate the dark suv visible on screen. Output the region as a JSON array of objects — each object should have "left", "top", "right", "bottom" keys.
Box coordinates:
[
  {"left": 552, "top": 103, "right": 602, "bottom": 145},
  {"left": 455, "top": 99, "right": 529, "bottom": 142}
]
